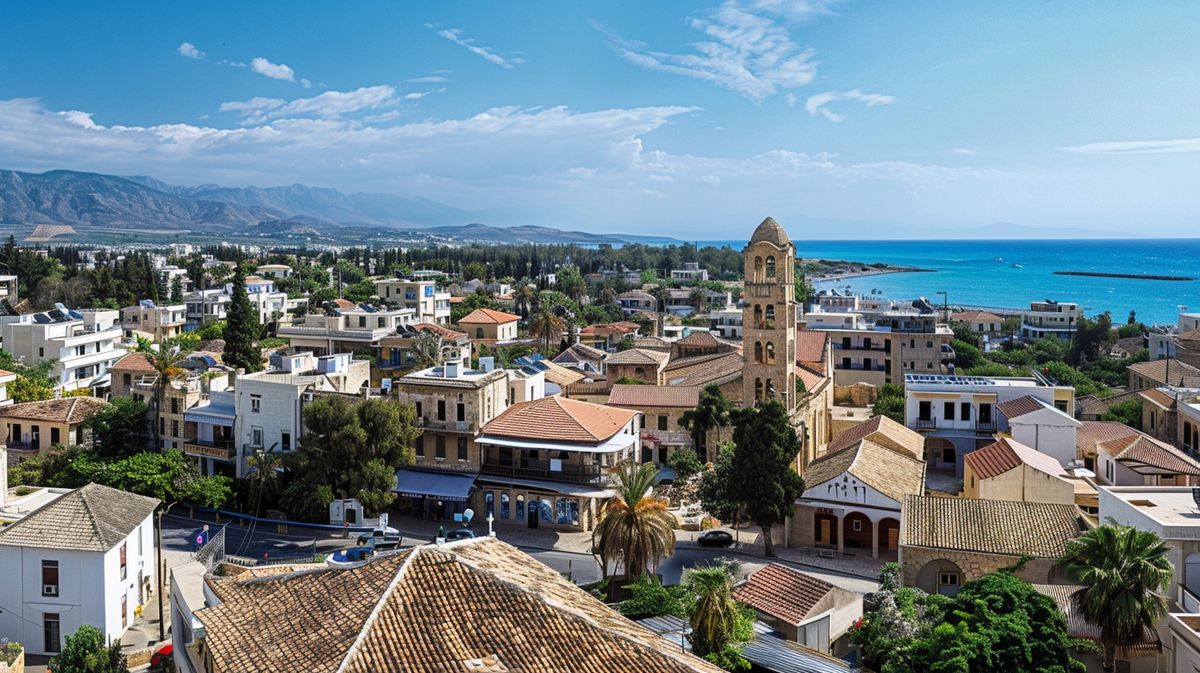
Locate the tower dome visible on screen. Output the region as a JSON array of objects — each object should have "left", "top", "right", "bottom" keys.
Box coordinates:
[{"left": 749, "top": 217, "right": 791, "bottom": 247}]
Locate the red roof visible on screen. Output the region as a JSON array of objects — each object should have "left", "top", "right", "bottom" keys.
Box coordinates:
[
  {"left": 458, "top": 308, "right": 521, "bottom": 325},
  {"left": 482, "top": 396, "right": 638, "bottom": 443},
  {"left": 996, "top": 395, "right": 1047, "bottom": 420},
  {"left": 731, "top": 564, "right": 836, "bottom": 626},
  {"left": 795, "top": 330, "right": 828, "bottom": 364},
  {"left": 964, "top": 437, "right": 1067, "bottom": 480},
  {"left": 112, "top": 352, "right": 156, "bottom": 372},
  {"left": 579, "top": 321, "right": 639, "bottom": 337},
  {"left": 607, "top": 385, "right": 700, "bottom": 408}
]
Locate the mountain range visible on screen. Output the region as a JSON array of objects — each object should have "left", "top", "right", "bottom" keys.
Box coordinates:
[{"left": 0, "top": 169, "right": 678, "bottom": 245}]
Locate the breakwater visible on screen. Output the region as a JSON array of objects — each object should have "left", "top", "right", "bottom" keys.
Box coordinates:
[{"left": 1054, "top": 271, "right": 1193, "bottom": 281}]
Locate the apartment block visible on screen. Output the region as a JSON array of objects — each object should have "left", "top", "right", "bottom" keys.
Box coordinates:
[
  {"left": 120, "top": 300, "right": 187, "bottom": 342},
  {"left": 373, "top": 278, "right": 452, "bottom": 324},
  {"left": 277, "top": 304, "right": 415, "bottom": 356},
  {"left": 0, "top": 306, "right": 123, "bottom": 392},
  {"left": 1020, "top": 300, "right": 1082, "bottom": 341}
]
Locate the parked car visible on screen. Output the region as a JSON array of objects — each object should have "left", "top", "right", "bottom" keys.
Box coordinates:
[
  {"left": 445, "top": 528, "right": 477, "bottom": 541},
  {"left": 696, "top": 529, "right": 735, "bottom": 548},
  {"left": 357, "top": 527, "right": 401, "bottom": 546},
  {"left": 149, "top": 643, "right": 176, "bottom": 672}
]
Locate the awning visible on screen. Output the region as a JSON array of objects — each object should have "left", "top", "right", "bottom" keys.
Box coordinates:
[
  {"left": 476, "top": 475, "right": 614, "bottom": 499},
  {"left": 393, "top": 469, "right": 478, "bottom": 503}
]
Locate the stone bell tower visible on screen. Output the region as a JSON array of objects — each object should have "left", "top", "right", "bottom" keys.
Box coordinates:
[{"left": 741, "top": 217, "right": 797, "bottom": 411}]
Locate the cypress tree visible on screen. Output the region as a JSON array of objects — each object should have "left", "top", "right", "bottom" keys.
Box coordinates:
[{"left": 223, "top": 274, "right": 262, "bottom": 372}]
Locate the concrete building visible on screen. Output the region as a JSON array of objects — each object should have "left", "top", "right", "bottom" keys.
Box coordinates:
[
  {"left": 377, "top": 322, "right": 471, "bottom": 371},
  {"left": 607, "top": 384, "right": 701, "bottom": 464},
  {"left": 962, "top": 437, "right": 1076, "bottom": 505},
  {"left": 0, "top": 484, "right": 158, "bottom": 656},
  {"left": 669, "top": 262, "right": 710, "bottom": 283},
  {"left": 253, "top": 263, "right": 293, "bottom": 279},
  {"left": 120, "top": 300, "right": 187, "bottom": 342},
  {"left": 732, "top": 563, "right": 862, "bottom": 656},
  {"left": 618, "top": 290, "right": 657, "bottom": 316},
  {"left": 904, "top": 373, "right": 1075, "bottom": 475},
  {"left": 183, "top": 288, "right": 230, "bottom": 326},
  {"left": 708, "top": 305, "right": 744, "bottom": 339},
  {"left": 0, "top": 397, "right": 108, "bottom": 461},
  {"left": 111, "top": 352, "right": 231, "bottom": 452},
  {"left": 1020, "top": 299, "right": 1082, "bottom": 341},
  {"left": 183, "top": 390, "right": 237, "bottom": 478},
  {"left": 373, "top": 278, "right": 452, "bottom": 324},
  {"left": 0, "top": 307, "right": 123, "bottom": 392},
  {"left": 743, "top": 217, "right": 798, "bottom": 409},
  {"left": 456, "top": 308, "right": 520, "bottom": 346},
  {"left": 803, "top": 308, "right": 955, "bottom": 387},
  {"left": 277, "top": 304, "right": 415, "bottom": 356},
  {"left": 950, "top": 310, "right": 1005, "bottom": 341},
  {"left": 997, "top": 395, "right": 1082, "bottom": 467},
  {"left": 0, "top": 274, "right": 18, "bottom": 302},
  {"left": 605, "top": 348, "right": 671, "bottom": 384},
  {"left": 577, "top": 321, "right": 640, "bottom": 352}
]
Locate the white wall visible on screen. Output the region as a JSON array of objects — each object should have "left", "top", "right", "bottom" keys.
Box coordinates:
[
  {"left": 1010, "top": 421, "right": 1078, "bottom": 466},
  {"left": 803, "top": 473, "right": 901, "bottom": 513}
]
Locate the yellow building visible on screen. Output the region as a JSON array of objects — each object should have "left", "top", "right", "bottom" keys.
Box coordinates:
[
  {"left": 962, "top": 437, "right": 1076, "bottom": 505},
  {"left": 0, "top": 396, "right": 108, "bottom": 460}
]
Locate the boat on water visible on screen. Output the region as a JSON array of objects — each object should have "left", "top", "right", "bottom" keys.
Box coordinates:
[
  {"left": 1011, "top": 263, "right": 1023, "bottom": 268},
  {"left": 994, "top": 257, "right": 1003, "bottom": 262}
]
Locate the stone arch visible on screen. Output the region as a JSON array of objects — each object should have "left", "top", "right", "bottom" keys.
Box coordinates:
[
  {"left": 754, "top": 341, "right": 764, "bottom": 364},
  {"left": 755, "top": 378, "right": 763, "bottom": 401},
  {"left": 915, "top": 558, "right": 964, "bottom": 596},
  {"left": 877, "top": 518, "right": 900, "bottom": 554},
  {"left": 765, "top": 303, "right": 775, "bottom": 327},
  {"left": 843, "top": 512, "right": 872, "bottom": 550},
  {"left": 634, "top": 366, "right": 646, "bottom": 380},
  {"left": 753, "top": 304, "right": 763, "bottom": 327},
  {"left": 754, "top": 256, "right": 764, "bottom": 281},
  {"left": 926, "top": 437, "right": 957, "bottom": 469},
  {"left": 766, "top": 341, "right": 776, "bottom": 364}
]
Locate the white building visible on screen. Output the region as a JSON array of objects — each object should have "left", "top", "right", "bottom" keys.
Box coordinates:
[
  {"left": 0, "top": 484, "right": 159, "bottom": 656},
  {"left": 240, "top": 277, "right": 290, "bottom": 325},
  {"left": 254, "top": 263, "right": 293, "bottom": 279},
  {"left": 1020, "top": 300, "right": 1082, "bottom": 341},
  {"left": 0, "top": 307, "right": 123, "bottom": 392},
  {"left": 996, "top": 395, "right": 1083, "bottom": 467},
  {"left": 183, "top": 289, "right": 231, "bottom": 326},
  {"left": 670, "top": 262, "right": 710, "bottom": 283},
  {"left": 120, "top": 300, "right": 187, "bottom": 342},
  {"left": 276, "top": 304, "right": 415, "bottom": 356},
  {"left": 373, "top": 279, "right": 452, "bottom": 324},
  {"left": 0, "top": 275, "right": 18, "bottom": 302}
]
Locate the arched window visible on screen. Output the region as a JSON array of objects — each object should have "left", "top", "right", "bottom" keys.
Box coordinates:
[
  {"left": 754, "top": 256, "right": 764, "bottom": 281},
  {"left": 755, "top": 378, "right": 763, "bottom": 401},
  {"left": 753, "top": 304, "right": 763, "bottom": 328},
  {"left": 634, "top": 366, "right": 646, "bottom": 380},
  {"left": 753, "top": 341, "right": 764, "bottom": 363},
  {"left": 766, "top": 342, "right": 776, "bottom": 364},
  {"left": 766, "top": 379, "right": 776, "bottom": 399},
  {"left": 765, "top": 304, "right": 775, "bottom": 327},
  {"left": 766, "top": 256, "right": 776, "bottom": 279}
]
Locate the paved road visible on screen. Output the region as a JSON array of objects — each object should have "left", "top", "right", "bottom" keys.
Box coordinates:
[
  {"left": 660, "top": 543, "right": 880, "bottom": 594},
  {"left": 163, "top": 514, "right": 333, "bottom": 562}
]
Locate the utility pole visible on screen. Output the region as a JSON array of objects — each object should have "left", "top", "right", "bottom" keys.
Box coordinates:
[{"left": 156, "top": 507, "right": 165, "bottom": 642}]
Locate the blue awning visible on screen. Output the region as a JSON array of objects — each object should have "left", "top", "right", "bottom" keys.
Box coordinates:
[{"left": 393, "top": 469, "right": 478, "bottom": 503}]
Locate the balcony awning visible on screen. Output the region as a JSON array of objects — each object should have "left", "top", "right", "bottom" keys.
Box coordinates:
[
  {"left": 476, "top": 475, "right": 614, "bottom": 499},
  {"left": 393, "top": 469, "right": 477, "bottom": 503}
]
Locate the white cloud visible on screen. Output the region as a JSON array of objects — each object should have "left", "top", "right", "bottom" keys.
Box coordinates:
[
  {"left": 700, "top": 175, "right": 721, "bottom": 185},
  {"left": 1060, "top": 138, "right": 1200, "bottom": 155},
  {"left": 596, "top": 1, "right": 821, "bottom": 103},
  {"left": 408, "top": 76, "right": 451, "bottom": 83},
  {"left": 952, "top": 147, "right": 980, "bottom": 155},
  {"left": 433, "top": 27, "right": 522, "bottom": 69},
  {"left": 219, "top": 59, "right": 247, "bottom": 68},
  {"left": 804, "top": 89, "right": 895, "bottom": 122},
  {"left": 300, "top": 78, "right": 312, "bottom": 89},
  {"left": 178, "top": 42, "right": 205, "bottom": 60},
  {"left": 251, "top": 57, "right": 296, "bottom": 82},
  {"left": 220, "top": 86, "right": 399, "bottom": 124}
]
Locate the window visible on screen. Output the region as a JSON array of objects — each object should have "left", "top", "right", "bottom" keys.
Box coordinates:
[
  {"left": 765, "top": 304, "right": 775, "bottom": 326},
  {"left": 556, "top": 497, "right": 580, "bottom": 525},
  {"left": 501, "top": 492, "right": 510, "bottom": 519},
  {"left": 476, "top": 328, "right": 484, "bottom": 339},
  {"left": 281, "top": 432, "right": 291, "bottom": 451},
  {"left": 250, "top": 394, "right": 261, "bottom": 413},
  {"left": 120, "top": 542, "right": 127, "bottom": 579},
  {"left": 754, "top": 342, "right": 763, "bottom": 363},
  {"left": 123, "top": 373, "right": 132, "bottom": 386},
  {"left": 437, "top": 400, "right": 446, "bottom": 421},
  {"left": 171, "top": 398, "right": 180, "bottom": 415},
  {"left": 51, "top": 427, "right": 60, "bottom": 445},
  {"left": 44, "top": 613, "right": 61, "bottom": 653},
  {"left": 171, "top": 420, "right": 179, "bottom": 438},
  {"left": 960, "top": 403, "right": 970, "bottom": 422},
  {"left": 766, "top": 342, "right": 776, "bottom": 364},
  {"left": 457, "top": 436, "right": 468, "bottom": 461},
  {"left": 516, "top": 494, "right": 526, "bottom": 521},
  {"left": 765, "top": 256, "right": 776, "bottom": 279},
  {"left": 918, "top": 401, "right": 932, "bottom": 421},
  {"left": 979, "top": 403, "right": 993, "bottom": 424},
  {"left": 943, "top": 402, "right": 955, "bottom": 421},
  {"left": 415, "top": 401, "right": 423, "bottom": 419},
  {"left": 42, "top": 560, "right": 59, "bottom": 596},
  {"left": 852, "top": 519, "right": 862, "bottom": 532},
  {"left": 485, "top": 492, "right": 495, "bottom": 518},
  {"left": 435, "top": 435, "right": 445, "bottom": 459},
  {"left": 457, "top": 402, "right": 465, "bottom": 422},
  {"left": 938, "top": 572, "right": 960, "bottom": 595},
  {"left": 415, "top": 434, "right": 425, "bottom": 457},
  {"left": 1054, "top": 400, "right": 1068, "bottom": 412},
  {"left": 252, "top": 426, "right": 263, "bottom": 448},
  {"left": 39, "top": 347, "right": 44, "bottom": 357},
  {"left": 657, "top": 415, "right": 668, "bottom": 431}
]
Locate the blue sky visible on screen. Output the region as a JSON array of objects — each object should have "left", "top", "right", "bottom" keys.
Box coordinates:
[{"left": 2, "top": 1, "right": 1199, "bottom": 238}]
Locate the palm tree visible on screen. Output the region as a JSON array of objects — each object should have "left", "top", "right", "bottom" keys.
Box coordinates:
[
  {"left": 689, "top": 287, "right": 708, "bottom": 313},
  {"left": 245, "top": 445, "right": 284, "bottom": 513},
  {"left": 411, "top": 331, "right": 444, "bottom": 367},
  {"left": 1058, "top": 524, "right": 1173, "bottom": 670},
  {"left": 530, "top": 308, "right": 567, "bottom": 355},
  {"left": 684, "top": 563, "right": 747, "bottom": 659},
  {"left": 679, "top": 385, "right": 732, "bottom": 462},
  {"left": 494, "top": 343, "right": 533, "bottom": 368},
  {"left": 144, "top": 345, "right": 190, "bottom": 452},
  {"left": 593, "top": 462, "right": 676, "bottom": 581},
  {"left": 512, "top": 283, "right": 537, "bottom": 318}
]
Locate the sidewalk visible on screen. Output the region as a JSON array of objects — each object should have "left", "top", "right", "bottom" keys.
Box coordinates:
[{"left": 385, "top": 514, "right": 594, "bottom": 554}]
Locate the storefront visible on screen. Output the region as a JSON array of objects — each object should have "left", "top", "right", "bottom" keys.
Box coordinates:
[
  {"left": 393, "top": 468, "right": 478, "bottom": 522},
  {"left": 474, "top": 476, "right": 614, "bottom": 532}
]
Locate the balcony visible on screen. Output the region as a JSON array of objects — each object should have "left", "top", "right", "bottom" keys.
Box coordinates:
[
  {"left": 421, "top": 418, "right": 477, "bottom": 434},
  {"left": 481, "top": 460, "right": 612, "bottom": 485},
  {"left": 915, "top": 418, "right": 937, "bottom": 430},
  {"left": 184, "top": 439, "right": 236, "bottom": 461},
  {"left": 835, "top": 363, "right": 888, "bottom": 372},
  {"left": 975, "top": 420, "right": 997, "bottom": 432},
  {"left": 832, "top": 343, "right": 890, "bottom": 353},
  {"left": 1181, "top": 584, "right": 1200, "bottom": 613}
]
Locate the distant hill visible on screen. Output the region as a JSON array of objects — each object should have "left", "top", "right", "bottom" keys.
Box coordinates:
[{"left": 0, "top": 169, "right": 679, "bottom": 245}]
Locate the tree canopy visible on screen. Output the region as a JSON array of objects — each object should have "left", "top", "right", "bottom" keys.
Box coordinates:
[
  {"left": 50, "top": 624, "right": 128, "bottom": 673},
  {"left": 222, "top": 274, "right": 263, "bottom": 372}
]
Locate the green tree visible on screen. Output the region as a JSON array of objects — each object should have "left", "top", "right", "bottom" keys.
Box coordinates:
[
  {"left": 873, "top": 384, "right": 906, "bottom": 424},
  {"left": 50, "top": 624, "right": 128, "bottom": 673},
  {"left": 619, "top": 574, "right": 693, "bottom": 619},
  {"left": 592, "top": 462, "right": 676, "bottom": 580},
  {"left": 951, "top": 338, "right": 985, "bottom": 370},
  {"left": 697, "top": 441, "right": 743, "bottom": 527},
  {"left": 170, "top": 275, "right": 184, "bottom": 303},
  {"left": 193, "top": 320, "right": 226, "bottom": 341},
  {"left": 529, "top": 307, "right": 567, "bottom": 354},
  {"left": 684, "top": 563, "right": 754, "bottom": 670},
  {"left": 1068, "top": 312, "right": 1114, "bottom": 366},
  {"left": 667, "top": 447, "right": 704, "bottom": 482},
  {"left": 1099, "top": 398, "right": 1143, "bottom": 430},
  {"left": 949, "top": 320, "right": 982, "bottom": 348},
  {"left": 286, "top": 396, "right": 420, "bottom": 515},
  {"left": 144, "top": 346, "right": 190, "bottom": 451},
  {"left": 84, "top": 397, "right": 150, "bottom": 458},
  {"left": 1058, "top": 524, "right": 1172, "bottom": 670},
  {"left": 679, "top": 384, "right": 732, "bottom": 461},
  {"left": 222, "top": 274, "right": 262, "bottom": 372},
  {"left": 725, "top": 400, "right": 804, "bottom": 557},
  {"left": 279, "top": 480, "right": 335, "bottom": 523},
  {"left": 555, "top": 264, "right": 588, "bottom": 303}
]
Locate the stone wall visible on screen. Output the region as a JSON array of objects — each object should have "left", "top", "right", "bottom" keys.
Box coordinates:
[
  {"left": 901, "top": 545, "right": 1061, "bottom": 592},
  {"left": 834, "top": 383, "right": 878, "bottom": 407}
]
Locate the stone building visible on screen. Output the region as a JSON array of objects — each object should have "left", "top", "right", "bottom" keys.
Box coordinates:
[{"left": 742, "top": 217, "right": 797, "bottom": 410}]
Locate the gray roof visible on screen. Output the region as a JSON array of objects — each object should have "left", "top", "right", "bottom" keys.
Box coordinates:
[{"left": 0, "top": 483, "right": 160, "bottom": 552}]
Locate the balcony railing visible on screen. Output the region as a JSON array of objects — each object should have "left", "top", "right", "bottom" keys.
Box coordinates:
[
  {"left": 915, "top": 418, "right": 937, "bottom": 430},
  {"left": 1180, "top": 584, "right": 1200, "bottom": 613},
  {"left": 835, "top": 364, "right": 888, "bottom": 372},
  {"left": 184, "top": 439, "right": 236, "bottom": 461},
  {"left": 975, "top": 420, "right": 997, "bottom": 432},
  {"left": 421, "top": 418, "right": 477, "bottom": 433},
  {"left": 481, "top": 460, "right": 612, "bottom": 485},
  {"left": 832, "top": 343, "right": 890, "bottom": 353}
]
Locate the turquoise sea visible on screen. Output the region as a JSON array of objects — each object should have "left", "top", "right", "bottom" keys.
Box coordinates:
[{"left": 698, "top": 239, "right": 1200, "bottom": 326}]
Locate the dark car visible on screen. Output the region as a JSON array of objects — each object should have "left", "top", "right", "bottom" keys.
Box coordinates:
[
  {"left": 696, "top": 530, "right": 735, "bottom": 548},
  {"left": 357, "top": 528, "right": 402, "bottom": 546},
  {"left": 445, "top": 528, "right": 477, "bottom": 541}
]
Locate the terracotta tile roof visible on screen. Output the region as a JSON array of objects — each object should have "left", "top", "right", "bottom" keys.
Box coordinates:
[
  {"left": 0, "top": 483, "right": 159, "bottom": 552},
  {"left": 0, "top": 369, "right": 14, "bottom": 380},
  {"left": 606, "top": 348, "right": 671, "bottom": 366},
  {"left": 826, "top": 415, "right": 924, "bottom": 459},
  {"left": 632, "top": 336, "right": 673, "bottom": 352},
  {"left": 565, "top": 380, "right": 614, "bottom": 397},
  {"left": 732, "top": 564, "right": 836, "bottom": 626},
  {"left": 413, "top": 322, "right": 467, "bottom": 340},
  {"left": 1139, "top": 388, "right": 1177, "bottom": 409},
  {"left": 332, "top": 298, "right": 357, "bottom": 310},
  {"left": 901, "top": 495, "right": 1085, "bottom": 557},
  {"left": 540, "top": 360, "right": 586, "bottom": 387},
  {"left": 1097, "top": 434, "right": 1200, "bottom": 476},
  {"left": 1031, "top": 584, "right": 1162, "bottom": 654},
  {"left": 951, "top": 310, "right": 1003, "bottom": 323},
  {"left": 795, "top": 330, "right": 828, "bottom": 364},
  {"left": 0, "top": 396, "right": 108, "bottom": 424},
  {"left": 996, "top": 395, "right": 1047, "bottom": 420},
  {"left": 803, "top": 439, "right": 926, "bottom": 504},
  {"left": 608, "top": 384, "right": 701, "bottom": 408},
  {"left": 482, "top": 395, "right": 638, "bottom": 443},
  {"left": 964, "top": 437, "right": 1067, "bottom": 480},
  {"left": 1180, "top": 328, "right": 1200, "bottom": 341},
  {"left": 1128, "top": 358, "right": 1200, "bottom": 386},
  {"left": 558, "top": 342, "right": 608, "bottom": 361},
  {"left": 1076, "top": 420, "right": 1141, "bottom": 456},
  {"left": 676, "top": 331, "right": 720, "bottom": 347},
  {"left": 663, "top": 352, "right": 744, "bottom": 387},
  {"left": 796, "top": 366, "right": 827, "bottom": 394},
  {"left": 579, "top": 321, "right": 640, "bottom": 337},
  {"left": 458, "top": 308, "right": 521, "bottom": 325},
  {"left": 112, "top": 352, "right": 156, "bottom": 372},
  {"left": 199, "top": 538, "right": 725, "bottom": 673}
]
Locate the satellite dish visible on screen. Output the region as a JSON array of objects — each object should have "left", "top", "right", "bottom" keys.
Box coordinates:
[{"left": 463, "top": 508, "right": 475, "bottom": 523}]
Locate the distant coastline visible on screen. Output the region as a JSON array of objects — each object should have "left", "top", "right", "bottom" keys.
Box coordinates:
[{"left": 812, "top": 265, "right": 936, "bottom": 283}]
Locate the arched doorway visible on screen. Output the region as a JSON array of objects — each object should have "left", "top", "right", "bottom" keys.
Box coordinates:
[
  {"left": 877, "top": 518, "right": 900, "bottom": 557},
  {"left": 843, "top": 512, "right": 872, "bottom": 551},
  {"left": 915, "top": 559, "right": 964, "bottom": 596},
  {"left": 814, "top": 512, "right": 838, "bottom": 547},
  {"left": 925, "top": 437, "right": 957, "bottom": 470}
]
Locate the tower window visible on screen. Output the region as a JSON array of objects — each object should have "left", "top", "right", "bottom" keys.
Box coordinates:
[
  {"left": 765, "top": 304, "right": 775, "bottom": 327},
  {"left": 766, "top": 256, "right": 776, "bottom": 279},
  {"left": 755, "top": 378, "right": 763, "bottom": 401},
  {"left": 754, "top": 342, "right": 763, "bottom": 363},
  {"left": 766, "top": 341, "right": 776, "bottom": 364}
]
